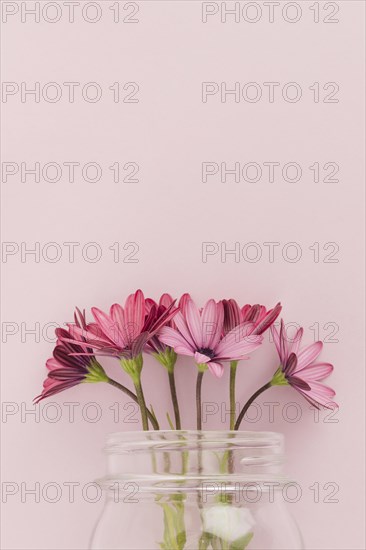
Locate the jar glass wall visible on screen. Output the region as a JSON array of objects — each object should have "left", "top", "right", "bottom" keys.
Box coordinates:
[{"left": 90, "top": 431, "right": 304, "bottom": 550}]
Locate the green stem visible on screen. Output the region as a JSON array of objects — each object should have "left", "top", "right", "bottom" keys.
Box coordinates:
[
  {"left": 134, "top": 378, "right": 149, "bottom": 431},
  {"left": 196, "top": 371, "right": 204, "bottom": 430},
  {"left": 107, "top": 378, "right": 159, "bottom": 430},
  {"left": 107, "top": 377, "right": 138, "bottom": 401},
  {"left": 234, "top": 382, "right": 272, "bottom": 430},
  {"left": 229, "top": 360, "right": 238, "bottom": 430},
  {"left": 168, "top": 370, "right": 181, "bottom": 430}
]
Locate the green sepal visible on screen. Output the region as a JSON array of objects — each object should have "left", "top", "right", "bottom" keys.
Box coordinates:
[
  {"left": 85, "top": 360, "right": 108, "bottom": 383},
  {"left": 197, "top": 363, "right": 208, "bottom": 373},
  {"left": 120, "top": 354, "right": 143, "bottom": 384},
  {"left": 270, "top": 366, "right": 289, "bottom": 386},
  {"left": 152, "top": 348, "right": 177, "bottom": 373}
]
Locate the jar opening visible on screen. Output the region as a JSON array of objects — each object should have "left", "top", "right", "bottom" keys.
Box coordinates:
[{"left": 105, "top": 430, "right": 283, "bottom": 453}]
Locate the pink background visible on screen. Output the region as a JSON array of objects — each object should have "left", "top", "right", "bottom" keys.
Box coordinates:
[{"left": 1, "top": 1, "right": 365, "bottom": 549}]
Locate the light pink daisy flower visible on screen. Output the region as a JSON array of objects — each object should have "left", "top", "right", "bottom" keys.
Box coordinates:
[
  {"left": 159, "top": 298, "right": 263, "bottom": 378},
  {"left": 271, "top": 319, "right": 337, "bottom": 409}
]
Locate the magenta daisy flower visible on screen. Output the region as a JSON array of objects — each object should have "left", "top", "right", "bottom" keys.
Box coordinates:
[
  {"left": 222, "top": 299, "right": 282, "bottom": 336},
  {"left": 270, "top": 319, "right": 337, "bottom": 409},
  {"left": 34, "top": 313, "right": 108, "bottom": 403},
  {"left": 144, "top": 293, "right": 190, "bottom": 359},
  {"left": 144, "top": 293, "right": 177, "bottom": 356},
  {"left": 159, "top": 297, "right": 263, "bottom": 378}
]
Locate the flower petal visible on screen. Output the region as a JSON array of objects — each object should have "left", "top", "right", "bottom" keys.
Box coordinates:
[
  {"left": 223, "top": 299, "right": 242, "bottom": 334},
  {"left": 215, "top": 323, "right": 262, "bottom": 359},
  {"left": 185, "top": 299, "right": 203, "bottom": 348},
  {"left": 284, "top": 352, "right": 298, "bottom": 376},
  {"left": 296, "top": 341, "right": 323, "bottom": 370},
  {"left": 201, "top": 299, "right": 218, "bottom": 348},
  {"left": 34, "top": 379, "right": 81, "bottom": 403},
  {"left": 159, "top": 326, "right": 194, "bottom": 354},
  {"left": 178, "top": 293, "right": 191, "bottom": 315},
  {"left": 279, "top": 320, "right": 288, "bottom": 364},
  {"left": 288, "top": 327, "right": 304, "bottom": 356},
  {"left": 296, "top": 381, "right": 337, "bottom": 409},
  {"left": 287, "top": 375, "right": 311, "bottom": 391},
  {"left": 171, "top": 311, "right": 196, "bottom": 348},
  {"left": 159, "top": 293, "right": 174, "bottom": 308},
  {"left": 64, "top": 324, "right": 108, "bottom": 346},
  {"left": 210, "top": 301, "right": 224, "bottom": 349},
  {"left": 46, "top": 358, "right": 61, "bottom": 372},
  {"left": 254, "top": 303, "right": 282, "bottom": 335},
  {"left": 92, "top": 307, "right": 121, "bottom": 346},
  {"left": 245, "top": 304, "right": 261, "bottom": 323},
  {"left": 194, "top": 352, "right": 211, "bottom": 364},
  {"left": 145, "top": 298, "right": 157, "bottom": 314},
  {"left": 173, "top": 345, "right": 195, "bottom": 356},
  {"left": 149, "top": 301, "right": 178, "bottom": 336},
  {"left": 131, "top": 331, "right": 150, "bottom": 357},
  {"left": 124, "top": 289, "right": 145, "bottom": 342},
  {"left": 208, "top": 361, "right": 224, "bottom": 378},
  {"left": 241, "top": 304, "right": 252, "bottom": 321},
  {"left": 110, "top": 304, "right": 128, "bottom": 348},
  {"left": 270, "top": 324, "right": 282, "bottom": 359},
  {"left": 295, "top": 362, "right": 334, "bottom": 381}
]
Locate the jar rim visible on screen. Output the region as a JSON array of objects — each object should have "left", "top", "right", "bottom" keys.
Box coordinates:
[
  {"left": 100, "top": 431, "right": 287, "bottom": 490},
  {"left": 105, "top": 430, "right": 284, "bottom": 453}
]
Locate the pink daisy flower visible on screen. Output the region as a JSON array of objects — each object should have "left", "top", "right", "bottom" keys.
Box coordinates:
[
  {"left": 271, "top": 319, "right": 337, "bottom": 409},
  {"left": 159, "top": 297, "right": 263, "bottom": 378},
  {"left": 63, "top": 289, "right": 178, "bottom": 360}
]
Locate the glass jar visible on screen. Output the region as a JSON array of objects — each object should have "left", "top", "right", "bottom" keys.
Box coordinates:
[{"left": 90, "top": 431, "right": 304, "bottom": 550}]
